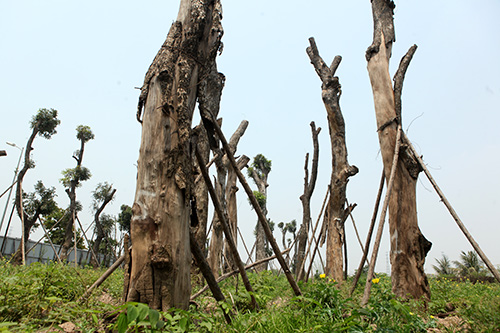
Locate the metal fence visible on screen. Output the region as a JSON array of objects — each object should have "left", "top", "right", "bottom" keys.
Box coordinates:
[{"left": 0, "top": 235, "right": 114, "bottom": 266}]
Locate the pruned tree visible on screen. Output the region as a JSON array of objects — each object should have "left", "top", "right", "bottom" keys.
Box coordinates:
[
  {"left": 208, "top": 120, "right": 249, "bottom": 277},
  {"left": 366, "top": 0, "right": 431, "bottom": 300},
  {"left": 306, "top": 38, "right": 358, "bottom": 282},
  {"left": 247, "top": 154, "right": 272, "bottom": 271},
  {"left": 13, "top": 108, "right": 60, "bottom": 264},
  {"left": 59, "top": 125, "right": 94, "bottom": 262},
  {"left": 296, "top": 122, "right": 321, "bottom": 281},
  {"left": 125, "top": 0, "right": 224, "bottom": 310},
  {"left": 11, "top": 181, "right": 58, "bottom": 264},
  {"left": 90, "top": 182, "right": 116, "bottom": 267},
  {"left": 224, "top": 152, "right": 250, "bottom": 272}
]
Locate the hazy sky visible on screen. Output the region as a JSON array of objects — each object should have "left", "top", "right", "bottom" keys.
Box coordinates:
[{"left": 1, "top": 1, "right": 499, "bottom": 274}]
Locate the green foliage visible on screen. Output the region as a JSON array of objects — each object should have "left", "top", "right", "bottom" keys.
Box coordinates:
[
  {"left": 113, "top": 303, "right": 215, "bottom": 333},
  {"left": 118, "top": 204, "right": 132, "bottom": 233},
  {"left": 247, "top": 154, "right": 272, "bottom": 183},
  {"left": 0, "top": 260, "right": 124, "bottom": 331},
  {"left": 433, "top": 253, "right": 454, "bottom": 276},
  {"left": 2, "top": 260, "right": 500, "bottom": 332},
  {"left": 23, "top": 181, "right": 58, "bottom": 223},
  {"left": 76, "top": 125, "right": 95, "bottom": 143},
  {"left": 42, "top": 206, "right": 85, "bottom": 248},
  {"left": 91, "top": 182, "right": 115, "bottom": 210},
  {"left": 60, "top": 165, "right": 92, "bottom": 188},
  {"left": 454, "top": 250, "right": 486, "bottom": 278},
  {"left": 30, "top": 108, "right": 60, "bottom": 139},
  {"left": 249, "top": 190, "right": 266, "bottom": 210}
]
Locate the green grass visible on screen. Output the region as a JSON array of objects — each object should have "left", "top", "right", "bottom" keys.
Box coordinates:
[{"left": 1, "top": 260, "right": 499, "bottom": 332}]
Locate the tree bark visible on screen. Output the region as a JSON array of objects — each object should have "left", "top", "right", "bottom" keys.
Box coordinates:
[
  {"left": 248, "top": 166, "right": 269, "bottom": 271},
  {"left": 11, "top": 124, "right": 39, "bottom": 265},
  {"left": 306, "top": 38, "right": 358, "bottom": 282},
  {"left": 91, "top": 188, "right": 116, "bottom": 267},
  {"left": 60, "top": 137, "right": 86, "bottom": 262},
  {"left": 125, "top": 0, "right": 223, "bottom": 311},
  {"left": 296, "top": 122, "right": 321, "bottom": 281},
  {"left": 367, "top": 0, "right": 431, "bottom": 300},
  {"left": 222, "top": 121, "right": 249, "bottom": 272},
  {"left": 207, "top": 120, "right": 248, "bottom": 277},
  {"left": 224, "top": 154, "right": 250, "bottom": 271}
]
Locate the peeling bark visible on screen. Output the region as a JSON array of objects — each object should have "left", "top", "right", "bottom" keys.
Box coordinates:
[
  {"left": 126, "top": 0, "right": 223, "bottom": 311},
  {"left": 306, "top": 38, "right": 358, "bottom": 282},
  {"left": 367, "top": 0, "right": 431, "bottom": 300}
]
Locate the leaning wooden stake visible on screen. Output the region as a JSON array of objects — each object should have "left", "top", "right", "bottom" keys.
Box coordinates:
[
  {"left": 402, "top": 132, "right": 500, "bottom": 283},
  {"left": 208, "top": 113, "right": 302, "bottom": 297},
  {"left": 189, "top": 230, "right": 232, "bottom": 324},
  {"left": 361, "top": 125, "right": 402, "bottom": 306},
  {"left": 191, "top": 246, "right": 292, "bottom": 301},
  {"left": 194, "top": 144, "right": 259, "bottom": 310},
  {"left": 350, "top": 171, "right": 385, "bottom": 296},
  {"left": 79, "top": 252, "right": 126, "bottom": 303},
  {"left": 304, "top": 185, "right": 330, "bottom": 281}
]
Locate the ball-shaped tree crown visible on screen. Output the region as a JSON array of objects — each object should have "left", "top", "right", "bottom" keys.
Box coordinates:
[
  {"left": 76, "top": 125, "right": 95, "bottom": 143},
  {"left": 30, "top": 108, "right": 61, "bottom": 139}
]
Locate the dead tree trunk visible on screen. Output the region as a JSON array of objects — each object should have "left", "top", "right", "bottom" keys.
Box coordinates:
[
  {"left": 296, "top": 122, "right": 321, "bottom": 281},
  {"left": 125, "top": 0, "right": 224, "bottom": 311},
  {"left": 207, "top": 120, "right": 248, "bottom": 277},
  {"left": 222, "top": 121, "right": 248, "bottom": 272},
  {"left": 306, "top": 38, "right": 358, "bottom": 282},
  {"left": 366, "top": 0, "right": 431, "bottom": 300},
  {"left": 207, "top": 149, "right": 226, "bottom": 278}
]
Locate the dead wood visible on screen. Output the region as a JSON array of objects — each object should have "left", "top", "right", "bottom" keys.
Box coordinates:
[
  {"left": 194, "top": 143, "right": 258, "bottom": 310},
  {"left": 367, "top": 0, "right": 431, "bottom": 300},
  {"left": 208, "top": 112, "right": 302, "bottom": 297},
  {"left": 297, "top": 122, "right": 321, "bottom": 281},
  {"left": 190, "top": 247, "right": 292, "bottom": 301},
  {"left": 362, "top": 124, "right": 403, "bottom": 306},
  {"left": 306, "top": 37, "right": 358, "bottom": 282},
  {"left": 350, "top": 171, "right": 385, "bottom": 296}
]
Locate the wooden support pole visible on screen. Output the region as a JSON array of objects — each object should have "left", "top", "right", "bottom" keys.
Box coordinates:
[
  {"left": 403, "top": 132, "right": 500, "bottom": 283},
  {"left": 190, "top": 231, "right": 232, "bottom": 324},
  {"left": 350, "top": 171, "right": 385, "bottom": 296},
  {"left": 208, "top": 113, "right": 302, "bottom": 297},
  {"left": 362, "top": 125, "right": 402, "bottom": 306},
  {"left": 194, "top": 145, "right": 259, "bottom": 310},
  {"left": 79, "top": 253, "right": 126, "bottom": 303},
  {"left": 304, "top": 185, "right": 330, "bottom": 281},
  {"left": 191, "top": 247, "right": 292, "bottom": 301}
]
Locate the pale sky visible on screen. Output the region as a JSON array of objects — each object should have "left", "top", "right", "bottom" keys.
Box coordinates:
[{"left": 1, "top": 0, "right": 499, "bottom": 274}]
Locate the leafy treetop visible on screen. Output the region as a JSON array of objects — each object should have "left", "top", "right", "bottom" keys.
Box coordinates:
[
  {"left": 30, "top": 108, "right": 60, "bottom": 139},
  {"left": 76, "top": 125, "right": 95, "bottom": 143},
  {"left": 91, "top": 182, "right": 115, "bottom": 211}
]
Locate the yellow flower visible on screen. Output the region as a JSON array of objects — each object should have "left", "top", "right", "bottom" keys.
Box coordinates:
[
  {"left": 372, "top": 278, "right": 380, "bottom": 284},
  {"left": 430, "top": 315, "right": 435, "bottom": 319},
  {"left": 319, "top": 274, "right": 326, "bottom": 279},
  {"left": 409, "top": 312, "right": 414, "bottom": 316}
]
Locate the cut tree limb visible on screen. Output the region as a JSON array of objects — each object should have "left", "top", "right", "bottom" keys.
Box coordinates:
[
  {"left": 307, "top": 37, "right": 358, "bottom": 282},
  {"left": 208, "top": 112, "right": 302, "bottom": 297}
]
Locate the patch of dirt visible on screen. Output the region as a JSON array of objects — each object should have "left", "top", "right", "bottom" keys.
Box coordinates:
[
  {"left": 58, "top": 322, "right": 76, "bottom": 332},
  {"left": 98, "top": 291, "right": 120, "bottom": 306},
  {"left": 427, "top": 316, "right": 470, "bottom": 332}
]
